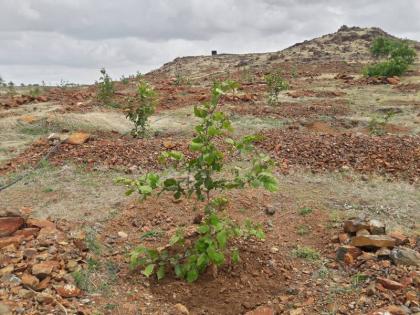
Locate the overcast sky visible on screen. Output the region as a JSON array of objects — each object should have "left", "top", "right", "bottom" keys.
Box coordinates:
[{"left": 0, "top": 0, "right": 419, "bottom": 85}]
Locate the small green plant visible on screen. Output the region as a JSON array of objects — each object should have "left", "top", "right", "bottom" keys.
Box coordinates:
[
  {"left": 351, "top": 273, "right": 369, "bottom": 287},
  {"left": 140, "top": 230, "right": 163, "bottom": 240},
  {"left": 28, "top": 87, "right": 41, "bottom": 98},
  {"left": 120, "top": 75, "right": 130, "bottom": 84},
  {"left": 117, "top": 80, "right": 278, "bottom": 282},
  {"left": 265, "top": 72, "right": 289, "bottom": 105},
  {"left": 368, "top": 111, "right": 395, "bottom": 136},
  {"left": 7, "top": 81, "right": 16, "bottom": 96},
  {"left": 124, "top": 80, "right": 157, "bottom": 137},
  {"left": 293, "top": 246, "right": 320, "bottom": 261},
  {"left": 298, "top": 207, "right": 313, "bottom": 216},
  {"left": 365, "top": 37, "right": 416, "bottom": 77},
  {"left": 296, "top": 224, "right": 310, "bottom": 236},
  {"left": 291, "top": 64, "right": 298, "bottom": 79},
  {"left": 97, "top": 68, "right": 115, "bottom": 106}
]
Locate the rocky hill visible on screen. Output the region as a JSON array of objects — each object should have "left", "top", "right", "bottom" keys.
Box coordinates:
[{"left": 151, "top": 26, "right": 420, "bottom": 80}]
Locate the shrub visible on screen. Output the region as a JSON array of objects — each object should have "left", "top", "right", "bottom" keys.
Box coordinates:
[
  {"left": 365, "top": 37, "right": 416, "bottom": 77},
  {"left": 293, "top": 246, "right": 320, "bottom": 261},
  {"left": 124, "top": 80, "right": 157, "bottom": 137},
  {"left": 265, "top": 72, "right": 289, "bottom": 105},
  {"left": 363, "top": 58, "right": 408, "bottom": 77},
  {"left": 368, "top": 111, "right": 396, "bottom": 136},
  {"left": 97, "top": 68, "right": 115, "bottom": 105},
  {"left": 116, "top": 81, "right": 278, "bottom": 282}
]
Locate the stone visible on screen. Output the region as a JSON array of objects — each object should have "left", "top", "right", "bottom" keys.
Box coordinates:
[
  {"left": 172, "top": 303, "right": 189, "bottom": 315},
  {"left": 366, "top": 283, "right": 376, "bottom": 296},
  {"left": 13, "top": 228, "right": 39, "bottom": 239},
  {"left": 21, "top": 273, "right": 39, "bottom": 289},
  {"left": 343, "top": 218, "right": 369, "bottom": 233},
  {"left": 36, "top": 293, "right": 54, "bottom": 304},
  {"left": 351, "top": 235, "right": 396, "bottom": 248},
  {"left": 66, "top": 132, "right": 90, "bottom": 145},
  {"left": 18, "top": 288, "right": 35, "bottom": 299},
  {"left": 338, "top": 233, "right": 350, "bottom": 244},
  {"left": 66, "top": 260, "right": 79, "bottom": 272},
  {"left": 388, "top": 231, "right": 409, "bottom": 246},
  {"left": 23, "top": 248, "right": 38, "bottom": 259},
  {"left": 386, "top": 76, "right": 400, "bottom": 85},
  {"left": 356, "top": 229, "right": 370, "bottom": 236},
  {"left": 336, "top": 245, "right": 362, "bottom": 261},
  {"left": 377, "top": 277, "right": 404, "bottom": 290},
  {"left": 376, "top": 247, "right": 391, "bottom": 259},
  {"left": 26, "top": 218, "right": 56, "bottom": 229},
  {"left": 390, "top": 247, "right": 420, "bottom": 267},
  {"left": 406, "top": 291, "right": 417, "bottom": 303},
  {"left": 0, "top": 235, "right": 24, "bottom": 249},
  {"left": 0, "top": 265, "right": 14, "bottom": 276},
  {"left": 386, "top": 305, "right": 409, "bottom": 315},
  {"left": 18, "top": 115, "right": 37, "bottom": 124},
  {"left": 117, "top": 231, "right": 128, "bottom": 239},
  {"left": 265, "top": 206, "right": 276, "bottom": 216},
  {"left": 0, "top": 217, "right": 24, "bottom": 237},
  {"left": 245, "top": 306, "right": 275, "bottom": 315},
  {"left": 270, "top": 246, "right": 279, "bottom": 254},
  {"left": 32, "top": 261, "right": 59, "bottom": 279},
  {"left": 368, "top": 219, "right": 386, "bottom": 235},
  {"left": 56, "top": 284, "right": 82, "bottom": 298}
]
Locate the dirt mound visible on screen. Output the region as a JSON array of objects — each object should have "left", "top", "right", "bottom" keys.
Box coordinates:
[
  {"left": 0, "top": 134, "right": 191, "bottom": 174},
  {"left": 257, "top": 130, "right": 420, "bottom": 183},
  {"left": 230, "top": 101, "right": 349, "bottom": 119}
]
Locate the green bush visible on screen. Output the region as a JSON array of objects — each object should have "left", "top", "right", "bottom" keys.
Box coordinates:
[
  {"left": 265, "top": 72, "right": 289, "bottom": 105},
  {"left": 116, "top": 81, "right": 278, "bottom": 282},
  {"left": 365, "top": 37, "right": 416, "bottom": 77},
  {"left": 124, "top": 80, "right": 157, "bottom": 137},
  {"left": 97, "top": 68, "right": 115, "bottom": 105},
  {"left": 364, "top": 58, "right": 408, "bottom": 77}
]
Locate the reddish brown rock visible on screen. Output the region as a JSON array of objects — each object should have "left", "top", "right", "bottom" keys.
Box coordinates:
[
  {"left": 56, "top": 284, "right": 82, "bottom": 298},
  {"left": 0, "top": 217, "right": 24, "bottom": 237},
  {"left": 26, "top": 218, "right": 56, "bottom": 229},
  {"left": 22, "top": 273, "right": 40, "bottom": 289},
  {"left": 336, "top": 245, "right": 362, "bottom": 261},
  {"left": 245, "top": 306, "right": 275, "bottom": 315},
  {"left": 338, "top": 233, "right": 350, "bottom": 244},
  {"left": 386, "top": 76, "right": 400, "bottom": 85},
  {"left": 66, "top": 132, "right": 90, "bottom": 145},
  {"left": 0, "top": 235, "right": 24, "bottom": 249},
  {"left": 351, "top": 235, "right": 396, "bottom": 248},
  {"left": 343, "top": 218, "right": 369, "bottom": 233},
  {"left": 32, "top": 261, "right": 60, "bottom": 279},
  {"left": 388, "top": 231, "right": 409, "bottom": 246},
  {"left": 377, "top": 277, "right": 404, "bottom": 290},
  {"left": 13, "top": 228, "right": 40, "bottom": 239}
]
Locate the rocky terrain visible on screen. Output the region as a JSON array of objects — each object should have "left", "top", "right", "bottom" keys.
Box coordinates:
[{"left": 0, "top": 26, "right": 419, "bottom": 314}]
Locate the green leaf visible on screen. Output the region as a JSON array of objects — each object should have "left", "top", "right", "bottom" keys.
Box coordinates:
[
  {"left": 163, "top": 178, "right": 177, "bottom": 187},
  {"left": 186, "top": 268, "right": 199, "bottom": 283},
  {"left": 142, "top": 264, "right": 155, "bottom": 277},
  {"left": 174, "top": 264, "right": 183, "bottom": 278},
  {"left": 194, "top": 106, "right": 207, "bottom": 118},
  {"left": 197, "top": 225, "right": 210, "bottom": 234},
  {"left": 157, "top": 265, "right": 165, "bottom": 280},
  {"left": 197, "top": 253, "right": 209, "bottom": 269},
  {"left": 139, "top": 185, "right": 153, "bottom": 194},
  {"left": 190, "top": 142, "right": 204, "bottom": 151},
  {"left": 216, "top": 230, "right": 227, "bottom": 249},
  {"left": 207, "top": 248, "right": 225, "bottom": 265},
  {"left": 232, "top": 249, "right": 240, "bottom": 264}
]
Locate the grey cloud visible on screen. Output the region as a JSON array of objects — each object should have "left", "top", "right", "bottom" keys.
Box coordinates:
[{"left": 0, "top": 0, "right": 419, "bottom": 84}]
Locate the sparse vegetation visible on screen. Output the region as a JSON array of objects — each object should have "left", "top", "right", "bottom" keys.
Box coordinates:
[
  {"left": 117, "top": 80, "right": 278, "bottom": 282},
  {"left": 365, "top": 37, "right": 416, "bottom": 77},
  {"left": 97, "top": 68, "right": 115, "bottom": 106},
  {"left": 124, "top": 79, "right": 157, "bottom": 137},
  {"left": 265, "top": 71, "right": 289, "bottom": 105},
  {"left": 298, "top": 207, "right": 313, "bottom": 216},
  {"left": 293, "top": 246, "right": 321, "bottom": 261},
  {"left": 368, "top": 111, "right": 395, "bottom": 136}
]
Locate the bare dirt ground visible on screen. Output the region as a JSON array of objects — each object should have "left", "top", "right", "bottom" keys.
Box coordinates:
[{"left": 1, "top": 26, "right": 419, "bottom": 315}]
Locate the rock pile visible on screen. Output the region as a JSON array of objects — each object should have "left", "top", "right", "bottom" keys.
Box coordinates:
[
  {"left": 0, "top": 209, "right": 90, "bottom": 314},
  {"left": 334, "top": 217, "right": 420, "bottom": 313}
]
